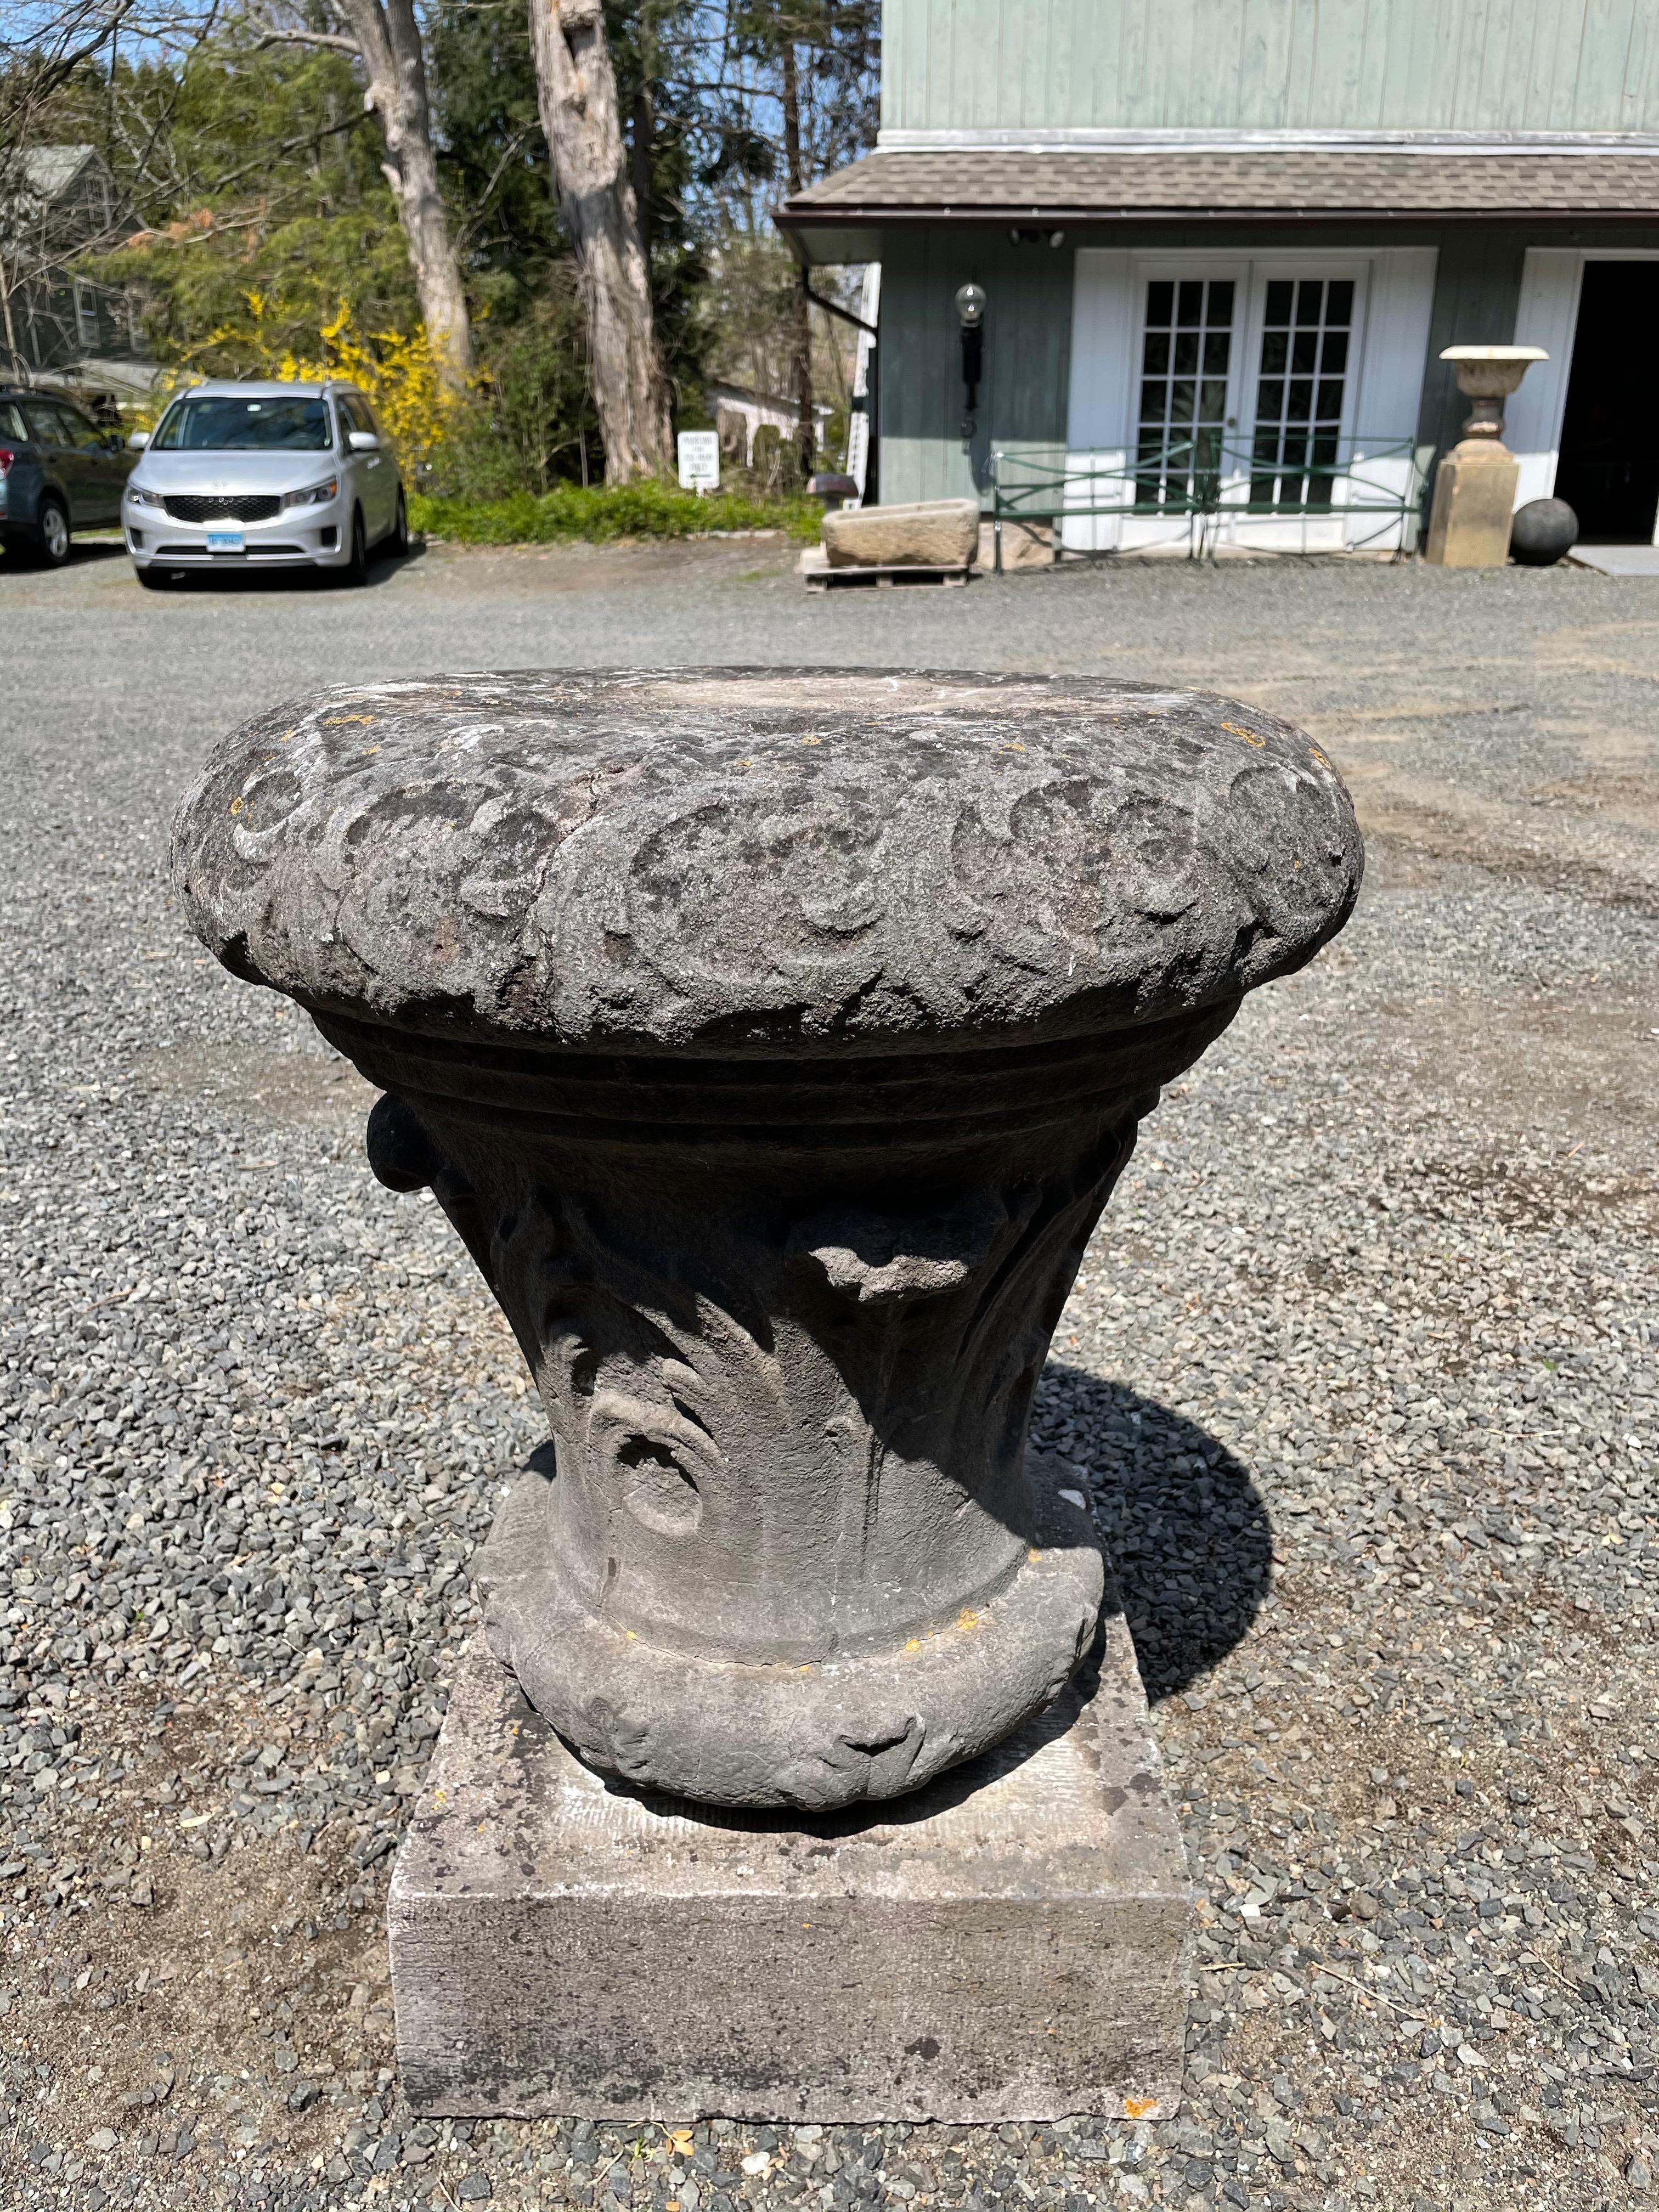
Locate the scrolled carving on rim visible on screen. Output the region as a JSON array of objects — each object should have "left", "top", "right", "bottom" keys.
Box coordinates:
[{"left": 171, "top": 669, "right": 1361, "bottom": 1049}]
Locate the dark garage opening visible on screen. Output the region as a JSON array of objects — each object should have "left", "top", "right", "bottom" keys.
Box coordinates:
[{"left": 1554, "top": 261, "right": 1659, "bottom": 543}]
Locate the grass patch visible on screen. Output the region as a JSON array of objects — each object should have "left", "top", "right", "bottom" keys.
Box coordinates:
[{"left": 410, "top": 482, "right": 821, "bottom": 546}]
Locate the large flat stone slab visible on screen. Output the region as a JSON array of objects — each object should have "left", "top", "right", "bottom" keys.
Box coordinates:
[
  {"left": 390, "top": 1600, "right": 1192, "bottom": 2121},
  {"left": 821, "top": 497, "right": 981, "bottom": 568}
]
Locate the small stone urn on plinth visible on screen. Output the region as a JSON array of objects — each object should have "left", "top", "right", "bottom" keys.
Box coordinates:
[
  {"left": 1424, "top": 344, "right": 1548, "bottom": 568},
  {"left": 172, "top": 669, "right": 1362, "bottom": 2121}
]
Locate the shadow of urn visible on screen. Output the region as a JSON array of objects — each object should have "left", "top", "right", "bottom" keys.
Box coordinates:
[{"left": 171, "top": 668, "right": 1361, "bottom": 1812}]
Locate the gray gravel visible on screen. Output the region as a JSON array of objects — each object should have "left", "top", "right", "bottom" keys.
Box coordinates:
[{"left": 1, "top": 538, "right": 1656, "bottom": 2209}]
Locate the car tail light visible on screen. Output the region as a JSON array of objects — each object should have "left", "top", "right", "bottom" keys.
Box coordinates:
[{"left": 0, "top": 448, "right": 13, "bottom": 477}]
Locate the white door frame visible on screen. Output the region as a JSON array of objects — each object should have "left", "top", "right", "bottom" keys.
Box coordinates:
[
  {"left": 1218, "top": 256, "right": 1372, "bottom": 551},
  {"left": 1116, "top": 257, "right": 1254, "bottom": 551},
  {"left": 1064, "top": 246, "right": 1436, "bottom": 554},
  {"left": 1510, "top": 248, "right": 1659, "bottom": 543}
]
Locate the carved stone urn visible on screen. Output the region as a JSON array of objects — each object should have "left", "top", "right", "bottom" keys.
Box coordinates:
[
  {"left": 1439, "top": 343, "right": 1549, "bottom": 459},
  {"left": 1424, "top": 345, "right": 1549, "bottom": 568},
  {"left": 172, "top": 669, "right": 1361, "bottom": 1812}
]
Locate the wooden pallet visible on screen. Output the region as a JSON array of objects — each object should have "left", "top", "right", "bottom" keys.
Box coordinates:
[{"left": 805, "top": 561, "right": 975, "bottom": 591}]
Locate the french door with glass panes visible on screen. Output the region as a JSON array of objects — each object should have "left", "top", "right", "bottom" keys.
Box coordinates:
[{"left": 1119, "top": 259, "right": 1369, "bottom": 548}]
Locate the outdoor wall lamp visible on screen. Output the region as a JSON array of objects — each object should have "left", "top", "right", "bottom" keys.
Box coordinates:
[{"left": 955, "top": 282, "right": 986, "bottom": 439}]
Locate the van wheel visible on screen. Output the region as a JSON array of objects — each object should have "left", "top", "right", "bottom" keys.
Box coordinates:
[{"left": 341, "top": 507, "right": 368, "bottom": 585}]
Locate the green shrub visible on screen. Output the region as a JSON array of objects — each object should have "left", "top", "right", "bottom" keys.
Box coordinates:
[{"left": 409, "top": 481, "right": 822, "bottom": 544}]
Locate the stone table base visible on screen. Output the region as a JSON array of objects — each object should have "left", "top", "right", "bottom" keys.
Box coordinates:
[{"left": 390, "top": 1527, "right": 1192, "bottom": 2123}]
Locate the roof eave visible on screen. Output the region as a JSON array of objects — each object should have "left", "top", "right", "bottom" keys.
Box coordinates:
[{"left": 780, "top": 200, "right": 1659, "bottom": 225}]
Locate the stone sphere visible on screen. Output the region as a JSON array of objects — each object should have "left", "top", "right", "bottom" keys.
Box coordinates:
[{"left": 1510, "top": 497, "right": 1578, "bottom": 567}]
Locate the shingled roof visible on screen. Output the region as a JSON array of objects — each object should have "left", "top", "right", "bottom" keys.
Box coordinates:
[{"left": 782, "top": 148, "right": 1659, "bottom": 224}]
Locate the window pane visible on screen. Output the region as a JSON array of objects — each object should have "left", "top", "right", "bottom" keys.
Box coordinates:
[
  {"left": 1320, "top": 330, "right": 1349, "bottom": 376},
  {"left": 1260, "top": 330, "right": 1288, "bottom": 375},
  {"left": 1286, "top": 379, "right": 1313, "bottom": 421},
  {"left": 1264, "top": 279, "right": 1294, "bottom": 324},
  {"left": 1138, "top": 276, "right": 1235, "bottom": 509},
  {"left": 1296, "top": 279, "right": 1324, "bottom": 324},
  {"left": 1327, "top": 280, "right": 1355, "bottom": 324},
  {"left": 1291, "top": 330, "right": 1318, "bottom": 375},
  {"left": 1317, "top": 379, "right": 1345, "bottom": 421}
]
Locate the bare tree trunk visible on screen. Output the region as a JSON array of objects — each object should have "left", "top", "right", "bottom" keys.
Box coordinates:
[
  {"left": 780, "top": 31, "right": 815, "bottom": 481},
  {"left": 531, "top": 0, "right": 671, "bottom": 482},
  {"left": 631, "top": 2, "right": 656, "bottom": 263},
  {"left": 334, "top": 0, "right": 474, "bottom": 392}
]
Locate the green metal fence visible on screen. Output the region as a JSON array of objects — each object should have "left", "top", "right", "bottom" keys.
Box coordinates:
[{"left": 988, "top": 437, "right": 1435, "bottom": 568}]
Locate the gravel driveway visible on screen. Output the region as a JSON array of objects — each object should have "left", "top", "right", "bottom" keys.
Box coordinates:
[{"left": 2, "top": 538, "right": 1656, "bottom": 2211}]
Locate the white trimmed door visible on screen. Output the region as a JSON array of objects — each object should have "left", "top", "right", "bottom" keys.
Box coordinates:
[{"left": 1066, "top": 249, "right": 1436, "bottom": 554}]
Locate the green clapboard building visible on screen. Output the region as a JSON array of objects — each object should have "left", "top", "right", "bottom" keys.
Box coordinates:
[{"left": 779, "top": 0, "right": 1659, "bottom": 554}]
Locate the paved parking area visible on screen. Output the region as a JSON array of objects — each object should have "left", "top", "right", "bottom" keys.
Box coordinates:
[{"left": 3, "top": 536, "right": 1657, "bottom": 2210}]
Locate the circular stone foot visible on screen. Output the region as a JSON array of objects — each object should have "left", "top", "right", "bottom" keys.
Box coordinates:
[{"left": 478, "top": 1450, "right": 1105, "bottom": 1810}]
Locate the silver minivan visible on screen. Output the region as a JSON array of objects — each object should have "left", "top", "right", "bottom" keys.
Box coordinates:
[{"left": 122, "top": 379, "right": 407, "bottom": 587}]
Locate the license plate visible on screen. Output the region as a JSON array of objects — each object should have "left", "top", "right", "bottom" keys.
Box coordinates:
[{"left": 206, "top": 528, "right": 245, "bottom": 554}]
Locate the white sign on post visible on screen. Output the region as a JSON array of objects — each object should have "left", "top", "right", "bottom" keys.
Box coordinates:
[{"left": 677, "top": 430, "right": 720, "bottom": 492}]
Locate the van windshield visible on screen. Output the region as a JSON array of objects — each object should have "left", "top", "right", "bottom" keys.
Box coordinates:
[{"left": 153, "top": 395, "right": 332, "bottom": 452}]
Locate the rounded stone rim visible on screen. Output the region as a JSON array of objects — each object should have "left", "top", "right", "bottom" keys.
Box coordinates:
[{"left": 171, "top": 665, "right": 1364, "bottom": 1056}]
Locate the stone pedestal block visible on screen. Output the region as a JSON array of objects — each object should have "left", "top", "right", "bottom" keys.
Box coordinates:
[
  {"left": 1423, "top": 450, "right": 1521, "bottom": 568},
  {"left": 390, "top": 1476, "right": 1191, "bottom": 2123}
]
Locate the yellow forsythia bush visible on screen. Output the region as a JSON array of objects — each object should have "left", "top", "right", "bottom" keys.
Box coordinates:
[{"left": 168, "top": 293, "right": 465, "bottom": 481}]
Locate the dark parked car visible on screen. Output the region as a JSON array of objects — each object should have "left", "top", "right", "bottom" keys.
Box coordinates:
[{"left": 0, "top": 387, "right": 133, "bottom": 567}]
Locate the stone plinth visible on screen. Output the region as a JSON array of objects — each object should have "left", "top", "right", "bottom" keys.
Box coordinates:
[
  {"left": 171, "top": 669, "right": 1361, "bottom": 1817},
  {"left": 391, "top": 1487, "right": 1191, "bottom": 2123},
  {"left": 1423, "top": 447, "right": 1521, "bottom": 568}
]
